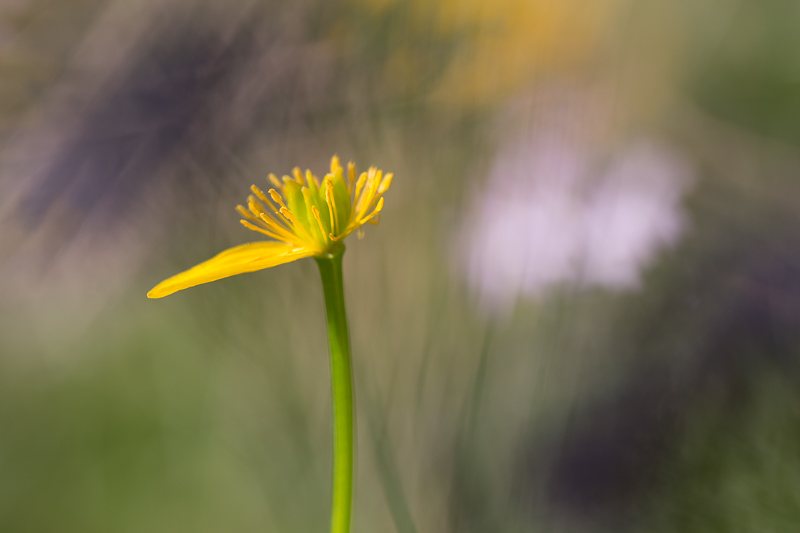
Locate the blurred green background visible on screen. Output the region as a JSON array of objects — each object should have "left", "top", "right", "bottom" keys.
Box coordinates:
[{"left": 1, "top": 0, "right": 800, "bottom": 531}]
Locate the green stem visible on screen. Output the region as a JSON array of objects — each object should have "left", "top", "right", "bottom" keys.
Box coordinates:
[{"left": 316, "top": 245, "right": 354, "bottom": 533}]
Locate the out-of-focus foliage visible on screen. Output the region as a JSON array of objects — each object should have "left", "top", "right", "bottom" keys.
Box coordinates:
[
  {"left": 685, "top": 0, "right": 800, "bottom": 144},
  {"left": 652, "top": 373, "right": 800, "bottom": 533}
]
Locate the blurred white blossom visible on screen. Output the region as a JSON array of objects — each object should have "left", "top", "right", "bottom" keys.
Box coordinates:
[{"left": 460, "top": 123, "right": 693, "bottom": 312}]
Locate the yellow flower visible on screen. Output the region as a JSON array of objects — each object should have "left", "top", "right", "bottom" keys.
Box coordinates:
[{"left": 147, "top": 156, "right": 392, "bottom": 299}]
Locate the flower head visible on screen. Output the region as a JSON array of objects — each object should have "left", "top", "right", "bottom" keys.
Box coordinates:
[{"left": 148, "top": 155, "right": 392, "bottom": 298}]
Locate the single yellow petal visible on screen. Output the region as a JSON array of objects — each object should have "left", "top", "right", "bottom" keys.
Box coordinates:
[{"left": 147, "top": 242, "right": 314, "bottom": 299}]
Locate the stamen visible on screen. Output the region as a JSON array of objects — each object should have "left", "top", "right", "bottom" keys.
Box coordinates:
[
  {"left": 268, "top": 173, "right": 282, "bottom": 188},
  {"left": 250, "top": 184, "right": 272, "bottom": 207},
  {"left": 306, "top": 169, "right": 320, "bottom": 188},
  {"left": 240, "top": 219, "right": 282, "bottom": 240},
  {"left": 279, "top": 206, "right": 295, "bottom": 223},
  {"left": 353, "top": 169, "right": 382, "bottom": 221},
  {"left": 302, "top": 186, "right": 316, "bottom": 214},
  {"left": 325, "top": 179, "right": 338, "bottom": 234},
  {"left": 247, "top": 195, "right": 267, "bottom": 219},
  {"left": 311, "top": 205, "right": 327, "bottom": 236},
  {"left": 292, "top": 167, "right": 304, "bottom": 184},
  {"left": 347, "top": 161, "right": 356, "bottom": 193},
  {"left": 236, "top": 204, "right": 256, "bottom": 221},
  {"left": 354, "top": 171, "right": 368, "bottom": 200},
  {"left": 331, "top": 154, "right": 342, "bottom": 175},
  {"left": 378, "top": 173, "right": 393, "bottom": 194},
  {"left": 259, "top": 212, "right": 296, "bottom": 239},
  {"left": 277, "top": 207, "right": 317, "bottom": 245},
  {"left": 268, "top": 189, "right": 287, "bottom": 209},
  {"left": 358, "top": 196, "right": 384, "bottom": 225},
  {"left": 256, "top": 191, "right": 293, "bottom": 230}
]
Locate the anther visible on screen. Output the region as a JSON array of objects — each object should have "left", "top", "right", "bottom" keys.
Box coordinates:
[
  {"left": 378, "top": 173, "right": 393, "bottom": 194},
  {"left": 268, "top": 189, "right": 286, "bottom": 208}
]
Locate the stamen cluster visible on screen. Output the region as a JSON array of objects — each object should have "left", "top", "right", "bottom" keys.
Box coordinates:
[{"left": 237, "top": 156, "right": 392, "bottom": 254}]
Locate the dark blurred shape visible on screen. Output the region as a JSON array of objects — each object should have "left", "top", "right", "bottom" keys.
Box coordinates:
[
  {"left": 10, "top": 2, "right": 344, "bottom": 244},
  {"left": 20, "top": 11, "right": 257, "bottom": 227},
  {"left": 540, "top": 363, "right": 675, "bottom": 520},
  {"left": 517, "top": 175, "right": 800, "bottom": 528}
]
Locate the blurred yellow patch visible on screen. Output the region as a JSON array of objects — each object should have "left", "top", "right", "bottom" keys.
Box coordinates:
[{"left": 349, "top": 0, "right": 621, "bottom": 106}]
